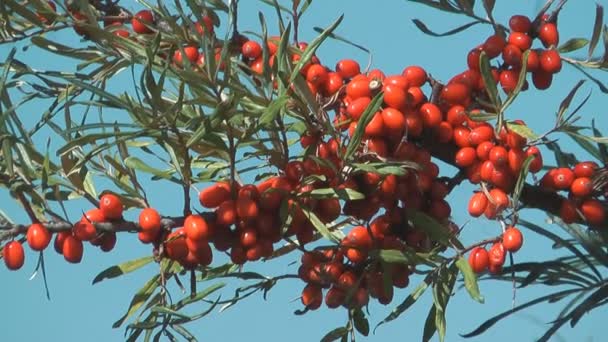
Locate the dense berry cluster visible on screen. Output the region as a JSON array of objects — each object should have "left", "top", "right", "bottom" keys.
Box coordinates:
[{"left": 3, "top": 2, "right": 606, "bottom": 316}]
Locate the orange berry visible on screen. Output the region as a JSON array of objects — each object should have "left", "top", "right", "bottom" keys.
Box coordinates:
[
  {"left": 539, "top": 23, "right": 559, "bottom": 48},
  {"left": 63, "top": 235, "right": 84, "bottom": 264},
  {"left": 580, "top": 199, "right": 605, "bottom": 226},
  {"left": 199, "top": 182, "right": 231, "bottom": 208},
  {"left": 570, "top": 177, "right": 593, "bottom": 198},
  {"left": 539, "top": 50, "right": 562, "bottom": 74},
  {"left": 139, "top": 208, "right": 161, "bottom": 233},
  {"left": 419, "top": 102, "right": 442, "bottom": 128},
  {"left": 502, "top": 226, "right": 523, "bottom": 252},
  {"left": 455, "top": 147, "right": 477, "bottom": 168},
  {"left": 509, "top": 15, "right": 531, "bottom": 33},
  {"left": 335, "top": 59, "right": 360, "bottom": 79},
  {"left": 468, "top": 192, "right": 488, "bottom": 217},
  {"left": 488, "top": 242, "right": 506, "bottom": 267},
  {"left": 3, "top": 241, "right": 25, "bottom": 270},
  {"left": 184, "top": 214, "right": 211, "bottom": 241},
  {"left": 468, "top": 247, "right": 489, "bottom": 273},
  {"left": 26, "top": 223, "right": 52, "bottom": 251},
  {"left": 402, "top": 66, "right": 427, "bottom": 87},
  {"left": 132, "top": 10, "right": 154, "bottom": 34},
  {"left": 483, "top": 34, "right": 506, "bottom": 58},
  {"left": 241, "top": 40, "right": 262, "bottom": 59},
  {"left": 99, "top": 193, "right": 123, "bottom": 220}
]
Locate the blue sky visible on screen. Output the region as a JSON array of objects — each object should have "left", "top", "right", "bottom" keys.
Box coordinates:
[{"left": 1, "top": 1, "right": 607, "bottom": 341}]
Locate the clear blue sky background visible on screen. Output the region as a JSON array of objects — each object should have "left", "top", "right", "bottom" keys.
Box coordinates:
[{"left": 1, "top": 1, "right": 607, "bottom": 341}]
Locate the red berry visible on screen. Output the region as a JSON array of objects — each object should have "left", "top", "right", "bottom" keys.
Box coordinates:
[
  {"left": 468, "top": 192, "right": 488, "bottom": 217},
  {"left": 570, "top": 177, "right": 593, "bottom": 198},
  {"left": 455, "top": 147, "right": 477, "bottom": 168},
  {"left": 63, "top": 235, "right": 84, "bottom": 264},
  {"left": 402, "top": 66, "right": 427, "bottom": 87},
  {"left": 3, "top": 241, "right": 25, "bottom": 270},
  {"left": 574, "top": 161, "right": 598, "bottom": 178},
  {"left": 502, "top": 227, "right": 523, "bottom": 252},
  {"left": 539, "top": 50, "right": 562, "bottom": 74},
  {"left": 336, "top": 59, "right": 361, "bottom": 79},
  {"left": 99, "top": 193, "right": 123, "bottom": 220},
  {"left": 488, "top": 242, "right": 506, "bottom": 267},
  {"left": 580, "top": 199, "right": 605, "bottom": 226},
  {"left": 184, "top": 214, "right": 211, "bottom": 241},
  {"left": 539, "top": 23, "right": 559, "bottom": 48},
  {"left": 468, "top": 247, "right": 489, "bottom": 273},
  {"left": 483, "top": 35, "right": 507, "bottom": 58},
  {"left": 26, "top": 223, "right": 52, "bottom": 251},
  {"left": 132, "top": 10, "right": 154, "bottom": 34},
  {"left": 509, "top": 15, "right": 531, "bottom": 33},
  {"left": 139, "top": 208, "right": 161, "bottom": 233}
]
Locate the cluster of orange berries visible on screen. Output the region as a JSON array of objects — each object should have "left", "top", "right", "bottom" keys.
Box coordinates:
[
  {"left": 13, "top": 3, "right": 605, "bottom": 311},
  {"left": 3, "top": 193, "right": 122, "bottom": 270},
  {"left": 468, "top": 226, "right": 523, "bottom": 274},
  {"left": 299, "top": 241, "right": 411, "bottom": 310},
  {"left": 467, "top": 14, "right": 562, "bottom": 93},
  {"left": 539, "top": 161, "right": 606, "bottom": 226}
]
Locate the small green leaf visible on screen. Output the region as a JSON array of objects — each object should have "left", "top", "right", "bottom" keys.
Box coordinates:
[
  {"left": 455, "top": 257, "right": 484, "bottom": 303},
  {"left": 406, "top": 208, "right": 450, "bottom": 246},
  {"left": 412, "top": 19, "right": 479, "bottom": 37},
  {"left": 352, "top": 308, "right": 369, "bottom": 336},
  {"left": 113, "top": 274, "right": 161, "bottom": 328},
  {"left": 588, "top": 5, "right": 604, "bottom": 59},
  {"left": 506, "top": 121, "right": 539, "bottom": 140},
  {"left": 124, "top": 156, "right": 175, "bottom": 179},
  {"left": 304, "top": 188, "right": 365, "bottom": 200},
  {"left": 512, "top": 155, "right": 534, "bottom": 206},
  {"left": 558, "top": 38, "right": 589, "bottom": 53},
  {"left": 375, "top": 273, "right": 432, "bottom": 332},
  {"left": 93, "top": 256, "right": 154, "bottom": 285},
  {"left": 479, "top": 51, "right": 501, "bottom": 110},
  {"left": 320, "top": 327, "right": 349, "bottom": 342},
  {"left": 301, "top": 207, "right": 339, "bottom": 243},
  {"left": 150, "top": 306, "right": 191, "bottom": 320},
  {"left": 290, "top": 15, "right": 344, "bottom": 82},
  {"left": 344, "top": 92, "right": 384, "bottom": 161}
]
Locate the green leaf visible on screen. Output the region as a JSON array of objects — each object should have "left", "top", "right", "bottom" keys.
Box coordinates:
[
  {"left": 174, "top": 283, "right": 226, "bottom": 309},
  {"left": 511, "top": 155, "right": 534, "bottom": 206},
  {"left": 478, "top": 51, "right": 501, "bottom": 110},
  {"left": 461, "top": 288, "right": 581, "bottom": 338},
  {"left": 290, "top": 15, "right": 344, "bottom": 82},
  {"left": 352, "top": 308, "right": 369, "bottom": 336},
  {"left": 556, "top": 80, "right": 586, "bottom": 124},
  {"left": 320, "top": 327, "right": 349, "bottom": 342},
  {"left": 304, "top": 188, "right": 365, "bottom": 200},
  {"left": 124, "top": 156, "right": 175, "bottom": 179},
  {"left": 259, "top": 95, "right": 289, "bottom": 125},
  {"left": 423, "top": 305, "right": 438, "bottom": 342},
  {"left": 150, "top": 306, "right": 191, "bottom": 320},
  {"left": 301, "top": 207, "right": 340, "bottom": 243},
  {"left": 344, "top": 92, "right": 384, "bottom": 161},
  {"left": 93, "top": 256, "right": 154, "bottom": 285},
  {"left": 455, "top": 257, "right": 484, "bottom": 303},
  {"left": 558, "top": 38, "right": 589, "bottom": 53},
  {"left": 412, "top": 19, "right": 480, "bottom": 37},
  {"left": 482, "top": 0, "right": 496, "bottom": 14},
  {"left": 406, "top": 208, "right": 450, "bottom": 246},
  {"left": 31, "top": 37, "right": 102, "bottom": 61},
  {"left": 113, "top": 274, "right": 161, "bottom": 328},
  {"left": 588, "top": 5, "right": 604, "bottom": 59},
  {"left": 375, "top": 273, "right": 432, "bottom": 331},
  {"left": 501, "top": 50, "right": 529, "bottom": 110},
  {"left": 375, "top": 249, "right": 431, "bottom": 266},
  {"left": 506, "top": 121, "right": 539, "bottom": 141}
]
